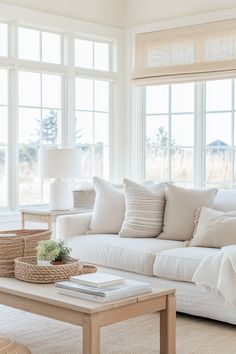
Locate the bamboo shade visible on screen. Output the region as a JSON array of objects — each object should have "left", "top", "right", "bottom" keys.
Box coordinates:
[{"left": 133, "top": 19, "right": 236, "bottom": 84}]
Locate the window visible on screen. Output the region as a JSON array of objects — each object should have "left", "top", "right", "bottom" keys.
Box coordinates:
[
  {"left": 205, "top": 79, "right": 235, "bottom": 189},
  {"left": 75, "top": 38, "right": 110, "bottom": 71},
  {"left": 143, "top": 79, "right": 236, "bottom": 189},
  {"left": 18, "top": 71, "right": 62, "bottom": 205},
  {"left": 0, "top": 21, "right": 115, "bottom": 211},
  {"left": 75, "top": 78, "right": 110, "bottom": 179},
  {"left": 145, "top": 83, "right": 194, "bottom": 185},
  {"left": 18, "top": 27, "right": 62, "bottom": 64},
  {"left": 0, "top": 69, "right": 8, "bottom": 206}
]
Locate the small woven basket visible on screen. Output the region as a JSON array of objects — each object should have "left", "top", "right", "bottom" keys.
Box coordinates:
[
  {"left": 15, "top": 256, "right": 96, "bottom": 283},
  {"left": 0, "top": 229, "right": 51, "bottom": 277}
]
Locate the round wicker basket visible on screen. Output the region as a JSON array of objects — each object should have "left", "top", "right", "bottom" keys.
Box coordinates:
[
  {"left": 0, "top": 229, "right": 51, "bottom": 278},
  {"left": 0, "top": 336, "right": 31, "bottom": 354},
  {"left": 14, "top": 256, "right": 96, "bottom": 284}
]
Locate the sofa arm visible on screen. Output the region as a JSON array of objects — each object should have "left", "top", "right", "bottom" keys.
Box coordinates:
[{"left": 56, "top": 212, "right": 92, "bottom": 242}]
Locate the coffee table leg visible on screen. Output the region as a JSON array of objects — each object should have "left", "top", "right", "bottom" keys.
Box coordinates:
[
  {"left": 160, "top": 294, "right": 176, "bottom": 354},
  {"left": 83, "top": 316, "right": 100, "bottom": 354}
]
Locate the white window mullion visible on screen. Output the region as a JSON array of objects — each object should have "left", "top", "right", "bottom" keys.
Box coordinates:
[
  {"left": 201, "top": 82, "right": 206, "bottom": 189},
  {"left": 231, "top": 79, "right": 235, "bottom": 189},
  {"left": 131, "top": 86, "right": 145, "bottom": 182},
  {"left": 168, "top": 85, "right": 172, "bottom": 181},
  {"left": 40, "top": 72, "right": 43, "bottom": 200},
  {"left": 7, "top": 23, "right": 18, "bottom": 210},
  {"left": 8, "top": 66, "right": 19, "bottom": 210},
  {"left": 92, "top": 79, "right": 96, "bottom": 177},
  {"left": 108, "top": 81, "right": 113, "bottom": 180},
  {"left": 194, "top": 82, "right": 205, "bottom": 188},
  {"left": 66, "top": 32, "right": 75, "bottom": 148}
]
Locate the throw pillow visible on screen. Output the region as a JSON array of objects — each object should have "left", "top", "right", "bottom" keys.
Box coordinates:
[
  {"left": 189, "top": 207, "right": 236, "bottom": 248},
  {"left": 158, "top": 184, "right": 218, "bottom": 241},
  {"left": 88, "top": 176, "right": 125, "bottom": 234},
  {"left": 119, "top": 179, "right": 165, "bottom": 238}
]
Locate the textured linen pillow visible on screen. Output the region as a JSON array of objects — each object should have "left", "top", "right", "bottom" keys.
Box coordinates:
[
  {"left": 189, "top": 207, "right": 236, "bottom": 248},
  {"left": 159, "top": 184, "right": 217, "bottom": 241},
  {"left": 88, "top": 177, "right": 125, "bottom": 234},
  {"left": 119, "top": 179, "right": 165, "bottom": 238}
]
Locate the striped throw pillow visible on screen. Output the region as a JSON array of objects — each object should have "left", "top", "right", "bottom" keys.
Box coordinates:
[{"left": 119, "top": 179, "right": 165, "bottom": 238}]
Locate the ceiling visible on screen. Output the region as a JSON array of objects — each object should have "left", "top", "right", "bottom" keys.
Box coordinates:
[
  {"left": 124, "top": 0, "right": 236, "bottom": 27},
  {"left": 1, "top": 0, "right": 236, "bottom": 28}
]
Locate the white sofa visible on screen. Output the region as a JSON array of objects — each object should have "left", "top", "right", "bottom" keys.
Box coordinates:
[{"left": 56, "top": 189, "right": 236, "bottom": 325}]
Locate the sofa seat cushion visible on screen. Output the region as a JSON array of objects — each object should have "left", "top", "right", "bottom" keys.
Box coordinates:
[
  {"left": 153, "top": 247, "right": 219, "bottom": 282},
  {"left": 68, "top": 234, "right": 185, "bottom": 275}
]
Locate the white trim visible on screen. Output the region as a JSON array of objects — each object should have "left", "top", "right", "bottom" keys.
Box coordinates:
[
  {"left": 0, "top": 211, "right": 20, "bottom": 223},
  {"left": 129, "top": 7, "right": 236, "bottom": 35},
  {"left": 130, "top": 86, "right": 144, "bottom": 182},
  {"left": 0, "top": 3, "right": 122, "bottom": 39}
]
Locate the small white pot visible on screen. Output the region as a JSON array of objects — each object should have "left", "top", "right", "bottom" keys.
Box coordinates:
[{"left": 37, "top": 259, "right": 52, "bottom": 267}]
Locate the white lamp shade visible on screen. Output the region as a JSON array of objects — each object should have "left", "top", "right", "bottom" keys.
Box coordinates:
[{"left": 38, "top": 148, "right": 81, "bottom": 179}]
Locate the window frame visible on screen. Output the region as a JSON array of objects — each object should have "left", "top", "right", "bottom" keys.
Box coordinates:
[
  {"left": 17, "top": 69, "right": 63, "bottom": 206},
  {"left": 75, "top": 76, "right": 112, "bottom": 180},
  {"left": 140, "top": 79, "right": 236, "bottom": 189},
  {"left": 74, "top": 36, "right": 112, "bottom": 72},
  {"left": 0, "top": 68, "right": 9, "bottom": 208},
  {"left": 0, "top": 21, "right": 117, "bottom": 212}
]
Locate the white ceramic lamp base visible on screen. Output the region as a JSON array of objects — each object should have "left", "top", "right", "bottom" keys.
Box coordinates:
[{"left": 49, "top": 178, "right": 72, "bottom": 210}]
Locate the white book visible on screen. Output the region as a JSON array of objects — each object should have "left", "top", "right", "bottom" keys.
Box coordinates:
[
  {"left": 70, "top": 272, "right": 124, "bottom": 288},
  {"left": 56, "top": 279, "right": 151, "bottom": 299},
  {"left": 58, "top": 286, "right": 151, "bottom": 303}
]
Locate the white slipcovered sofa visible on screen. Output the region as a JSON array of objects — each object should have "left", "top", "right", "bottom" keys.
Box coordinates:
[{"left": 56, "top": 189, "right": 236, "bottom": 325}]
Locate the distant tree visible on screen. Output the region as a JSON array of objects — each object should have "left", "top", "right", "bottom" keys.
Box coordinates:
[
  {"left": 75, "top": 128, "right": 83, "bottom": 147},
  {"left": 147, "top": 126, "right": 175, "bottom": 148},
  {"left": 19, "top": 110, "right": 58, "bottom": 166},
  {"left": 41, "top": 110, "right": 58, "bottom": 145},
  {"left": 0, "top": 148, "right": 5, "bottom": 166},
  {"left": 154, "top": 126, "right": 168, "bottom": 147},
  {"left": 19, "top": 144, "right": 37, "bottom": 166}
]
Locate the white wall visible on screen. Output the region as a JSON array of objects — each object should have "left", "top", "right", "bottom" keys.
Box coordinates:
[
  {"left": 125, "top": 0, "right": 236, "bottom": 26},
  {"left": 0, "top": 0, "right": 125, "bottom": 28}
]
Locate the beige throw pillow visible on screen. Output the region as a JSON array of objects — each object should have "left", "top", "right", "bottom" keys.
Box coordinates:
[
  {"left": 159, "top": 184, "right": 217, "bottom": 241},
  {"left": 88, "top": 177, "right": 125, "bottom": 234},
  {"left": 119, "top": 179, "right": 165, "bottom": 238},
  {"left": 189, "top": 207, "right": 236, "bottom": 248}
]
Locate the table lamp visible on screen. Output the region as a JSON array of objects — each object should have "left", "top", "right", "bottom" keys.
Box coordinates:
[{"left": 38, "top": 148, "right": 81, "bottom": 210}]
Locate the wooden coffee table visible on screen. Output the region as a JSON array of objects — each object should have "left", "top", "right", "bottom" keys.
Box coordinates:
[{"left": 0, "top": 278, "right": 176, "bottom": 354}]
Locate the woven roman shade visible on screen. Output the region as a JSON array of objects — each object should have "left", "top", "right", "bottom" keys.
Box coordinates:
[{"left": 133, "top": 19, "right": 236, "bottom": 85}]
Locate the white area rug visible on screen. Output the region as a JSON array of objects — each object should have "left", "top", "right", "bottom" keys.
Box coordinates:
[{"left": 0, "top": 305, "right": 236, "bottom": 354}]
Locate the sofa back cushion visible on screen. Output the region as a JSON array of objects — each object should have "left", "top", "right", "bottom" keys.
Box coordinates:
[
  {"left": 88, "top": 177, "right": 125, "bottom": 234},
  {"left": 158, "top": 184, "right": 217, "bottom": 241},
  {"left": 189, "top": 207, "right": 236, "bottom": 248},
  {"left": 119, "top": 179, "right": 165, "bottom": 238},
  {"left": 213, "top": 190, "right": 236, "bottom": 212}
]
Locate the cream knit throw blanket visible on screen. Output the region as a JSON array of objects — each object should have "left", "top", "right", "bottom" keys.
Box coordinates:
[{"left": 193, "top": 245, "right": 236, "bottom": 306}]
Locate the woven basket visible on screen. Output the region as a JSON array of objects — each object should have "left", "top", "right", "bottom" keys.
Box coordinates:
[
  {"left": 0, "top": 229, "right": 51, "bottom": 278},
  {"left": 82, "top": 264, "right": 97, "bottom": 275},
  {"left": 15, "top": 257, "right": 96, "bottom": 284}
]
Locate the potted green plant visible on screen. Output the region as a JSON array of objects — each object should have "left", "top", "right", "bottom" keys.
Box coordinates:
[{"left": 37, "top": 240, "right": 71, "bottom": 266}]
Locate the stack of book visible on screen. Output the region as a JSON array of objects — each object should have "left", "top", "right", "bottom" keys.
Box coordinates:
[{"left": 55, "top": 272, "right": 152, "bottom": 303}]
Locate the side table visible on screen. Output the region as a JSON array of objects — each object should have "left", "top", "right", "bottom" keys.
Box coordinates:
[{"left": 20, "top": 207, "right": 93, "bottom": 230}]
